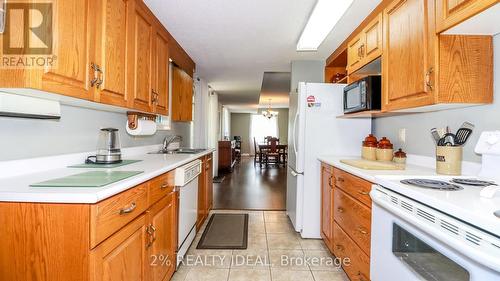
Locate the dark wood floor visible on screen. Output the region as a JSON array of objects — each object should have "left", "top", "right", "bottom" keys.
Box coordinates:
[{"left": 213, "top": 156, "right": 286, "bottom": 210}]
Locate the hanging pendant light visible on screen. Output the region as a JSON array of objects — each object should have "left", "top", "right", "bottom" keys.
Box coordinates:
[{"left": 262, "top": 99, "right": 278, "bottom": 119}]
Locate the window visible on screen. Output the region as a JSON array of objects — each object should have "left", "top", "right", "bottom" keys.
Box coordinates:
[{"left": 251, "top": 114, "right": 279, "bottom": 144}]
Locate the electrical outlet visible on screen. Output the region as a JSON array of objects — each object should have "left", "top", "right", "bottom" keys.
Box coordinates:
[{"left": 399, "top": 128, "right": 406, "bottom": 144}]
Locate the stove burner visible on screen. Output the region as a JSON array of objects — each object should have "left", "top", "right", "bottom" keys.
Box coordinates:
[
  {"left": 401, "top": 179, "right": 463, "bottom": 191},
  {"left": 451, "top": 178, "right": 497, "bottom": 187}
]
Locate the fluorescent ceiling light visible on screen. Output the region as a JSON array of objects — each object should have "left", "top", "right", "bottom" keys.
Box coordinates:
[{"left": 297, "top": 0, "right": 354, "bottom": 51}]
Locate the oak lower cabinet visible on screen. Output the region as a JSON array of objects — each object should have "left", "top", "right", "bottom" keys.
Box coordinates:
[
  {"left": 320, "top": 163, "right": 373, "bottom": 281},
  {"left": 218, "top": 141, "right": 236, "bottom": 172},
  {"left": 0, "top": 171, "right": 178, "bottom": 281},
  {"left": 320, "top": 163, "right": 334, "bottom": 252},
  {"left": 90, "top": 215, "right": 149, "bottom": 281},
  {"left": 436, "top": 0, "right": 498, "bottom": 33},
  {"left": 145, "top": 193, "right": 177, "bottom": 281},
  {"left": 197, "top": 153, "right": 214, "bottom": 230}
]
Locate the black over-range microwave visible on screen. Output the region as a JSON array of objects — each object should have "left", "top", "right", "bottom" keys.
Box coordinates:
[{"left": 343, "top": 76, "right": 381, "bottom": 114}]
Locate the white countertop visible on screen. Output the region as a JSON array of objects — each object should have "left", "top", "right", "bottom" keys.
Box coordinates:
[
  {"left": 318, "top": 155, "right": 500, "bottom": 236},
  {"left": 317, "top": 155, "right": 439, "bottom": 182},
  {"left": 0, "top": 147, "right": 215, "bottom": 204}
]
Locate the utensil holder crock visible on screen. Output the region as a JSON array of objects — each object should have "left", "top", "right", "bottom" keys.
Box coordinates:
[{"left": 436, "top": 146, "right": 463, "bottom": 175}]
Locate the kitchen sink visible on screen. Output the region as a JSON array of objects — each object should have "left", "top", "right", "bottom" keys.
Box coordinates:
[{"left": 150, "top": 148, "right": 206, "bottom": 155}]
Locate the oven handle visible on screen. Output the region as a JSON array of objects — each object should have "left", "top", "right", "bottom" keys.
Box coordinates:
[{"left": 370, "top": 187, "right": 500, "bottom": 272}]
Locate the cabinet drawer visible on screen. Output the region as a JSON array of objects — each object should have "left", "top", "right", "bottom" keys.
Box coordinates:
[
  {"left": 149, "top": 172, "right": 175, "bottom": 205},
  {"left": 333, "top": 168, "right": 372, "bottom": 207},
  {"left": 334, "top": 188, "right": 371, "bottom": 255},
  {"left": 90, "top": 183, "right": 149, "bottom": 248},
  {"left": 333, "top": 222, "right": 370, "bottom": 281}
]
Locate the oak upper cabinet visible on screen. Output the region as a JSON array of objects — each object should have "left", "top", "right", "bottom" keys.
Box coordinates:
[
  {"left": 93, "top": 0, "right": 132, "bottom": 107},
  {"left": 320, "top": 163, "right": 334, "bottom": 253},
  {"left": 436, "top": 0, "right": 498, "bottom": 33},
  {"left": 153, "top": 26, "right": 170, "bottom": 116},
  {"left": 362, "top": 13, "right": 383, "bottom": 66},
  {"left": 347, "top": 35, "right": 364, "bottom": 74},
  {"left": 347, "top": 13, "right": 383, "bottom": 74},
  {"left": 127, "top": 0, "right": 155, "bottom": 113},
  {"left": 146, "top": 192, "right": 177, "bottom": 281},
  {"left": 172, "top": 66, "right": 194, "bottom": 121},
  {"left": 382, "top": 0, "right": 436, "bottom": 111},
  {"left": 39, "top": 0, "right": 95, "bottom": 101},
  {"left": 90, "top": 215, "right": 149, "bottom": 281}
]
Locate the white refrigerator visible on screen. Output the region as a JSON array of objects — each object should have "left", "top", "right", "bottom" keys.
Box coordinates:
[{"left": 286, "top": 82, "right": 371, "bottom": 238}]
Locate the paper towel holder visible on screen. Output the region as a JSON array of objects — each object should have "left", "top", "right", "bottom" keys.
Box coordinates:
[{"left": 127, "top": 111, "right": 157, "bottom": 130}]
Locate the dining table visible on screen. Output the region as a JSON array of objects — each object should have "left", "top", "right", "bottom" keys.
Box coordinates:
[{"left": 258, "top": 143, "right": 288, "bottom": 166}]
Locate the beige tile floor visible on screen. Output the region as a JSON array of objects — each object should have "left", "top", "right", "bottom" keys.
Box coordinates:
[{"left": 172, "top": 210, "right": 350, "bottom": 281}]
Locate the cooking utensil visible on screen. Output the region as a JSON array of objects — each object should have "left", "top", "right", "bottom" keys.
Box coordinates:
[
  {"left": 461, "top": 122, "right": 475, "bottom": 130},
  {"left": 455, "top": 128, "right": 473, "bottom": 146},
  {"left": 438, "top": 133, "right": 456, "bottom": 146},
  {"left": 453, "top": 122, "right": 474, "bottom": 146},
  {"left": 431, "top": 128, "right": 441, "bottom": 145}
]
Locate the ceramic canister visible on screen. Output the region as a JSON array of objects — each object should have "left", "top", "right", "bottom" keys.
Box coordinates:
[
  {"left": 376, "top": 137, "right": 394, "bottom": 161},
  {"left": 362, "top": 134, "right": 378, "bottom": 161}
]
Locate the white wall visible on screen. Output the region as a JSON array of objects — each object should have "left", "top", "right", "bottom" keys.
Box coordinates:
[
  {"left": 290, "top": 60, "right": 326, "bottom": 93},
  {"left": 0, "top": 104, "right": 192, "bottom": 161},
  {"left": 373, "top": 34, "right": 499, "bottom": 162}
]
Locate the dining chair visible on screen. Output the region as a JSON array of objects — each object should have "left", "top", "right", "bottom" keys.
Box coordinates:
[
  {"left": 253, "top": 137, "right": 260, "bottom": 165},
  {"left": 263, "top": 137, "right": 280, "bottom": 167}
]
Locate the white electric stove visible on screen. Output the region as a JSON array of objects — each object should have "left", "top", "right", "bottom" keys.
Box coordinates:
[{"left": 370, "top": 131, "right": 500, "bottom": 281}]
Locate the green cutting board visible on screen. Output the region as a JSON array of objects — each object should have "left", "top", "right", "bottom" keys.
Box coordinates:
[
  {"left": 68, "top": 160, "right": 142, "bottom": 169},
  {"left": 30, "top": 171, "right": 144, "bottom": 187}
]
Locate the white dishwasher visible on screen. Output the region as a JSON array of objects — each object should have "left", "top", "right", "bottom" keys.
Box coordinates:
[{"left": 175, "top": 159, "right": 201, "bottom": 267}]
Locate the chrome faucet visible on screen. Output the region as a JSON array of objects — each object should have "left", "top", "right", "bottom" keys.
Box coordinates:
[{"left": 162, "top": 135, "right": 183, "bottom": 151}]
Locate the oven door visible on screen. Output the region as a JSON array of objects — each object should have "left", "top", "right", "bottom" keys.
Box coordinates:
[{"left": 371, "top": 202, "right": 499, "bottom": 281}]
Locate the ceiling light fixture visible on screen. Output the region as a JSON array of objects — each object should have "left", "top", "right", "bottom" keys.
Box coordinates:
[
  {"left": 296, "top": 0, "right": 354, "bottom": 51},
  {"left": 262, "top": 99, "right": 279, "bottom": 119}
]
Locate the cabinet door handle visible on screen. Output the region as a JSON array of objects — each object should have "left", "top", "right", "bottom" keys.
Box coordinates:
[
  {"left": 337, "top": 177, "right": 345, "bottom": 183},
  {"left": 150, "top": 225, "right": 157, "bottom": 243},
  {"left": 119, "top": 202, "right": 136, "bottom": 215},
  {"left": 328, "top": 176, "right": 334, "bottom": 188},
  {"left": 425, "top": 67, "right": 434, "bottom": 91},
  {"left": 161, "top": 183, "right": 169, "bottom": 189},
  {"left": 90, "top": 63, "right": 99, "bottom": 88},
  {"left": 359, "top": 44, "right": 365, "bottom": 57},
  {"left": 151, "top": 90, "right": 158, "bottom": 103},
  {"left": 90, "top": 63, "right": 103, "bottom": 89},
  {"left": 337, "top": 207, "right": 345, "bottom": 213},
  {"left": 358, "top": 191, "right": 370, "bottom": 196},
  {"left": 146, "top": 224, "right": 154, "bottom": 248},
  {"left": 335, "top": 244, "right": 344, "bottom": 251},
  {"left": 96, "top": 66, "right": 103, "bottom": 89}
]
